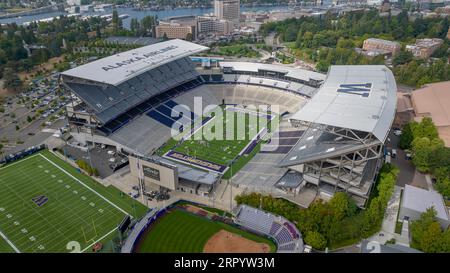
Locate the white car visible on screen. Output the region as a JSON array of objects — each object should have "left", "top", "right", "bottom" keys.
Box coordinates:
[{"left": 393, "top": 130, "right": 402, "bottom": 136}]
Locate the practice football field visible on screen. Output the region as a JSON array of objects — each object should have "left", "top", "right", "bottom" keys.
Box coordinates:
[{"left": 0, "top": 150, "right": 146, "bottom": 253}]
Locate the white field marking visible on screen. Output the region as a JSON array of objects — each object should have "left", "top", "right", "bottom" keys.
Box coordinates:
[
  {"left": 38, "top": 154, "right": 130, "bottom": 217},
  {"left": 81, "top": 227, "right": 117, "bottom": 253},
  {"left": 0, "top": 228, "right": 20, "bottom": 253},
  {"left": 181, "top": 115, "right": 216, "bottom": 141},
  {"left": 0, "top": 154, "right": 39, "bottom": 170}
]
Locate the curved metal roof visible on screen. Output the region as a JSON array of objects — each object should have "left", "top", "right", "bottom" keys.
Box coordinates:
[
  {"left": 61, "top": 39, "right": 209, "bottom": 86},
  {"left": 289, "top": 65, "right": 397, "bottom": 142}
]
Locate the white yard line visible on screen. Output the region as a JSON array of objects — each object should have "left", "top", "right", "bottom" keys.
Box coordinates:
[
  {"left": 81, "top": 227, "right": 117, "bottom": 253},
  {"left": 0, "top": 228, "right": 21, "bottom": 253},
  {"left": 181, "top": 115, "right": 216, "bottom": 141},
  {"left": 38, "top": 154, "right": 130, "bottom": 217}
]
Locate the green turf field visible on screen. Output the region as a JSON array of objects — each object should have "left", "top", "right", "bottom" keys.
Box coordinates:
[
  {"left": 159, "top": 106, "right": 278, "bottom": 175},
  {"left": 136, "top": 209, "right": 276, "bottom": 253},
  {"left": 0, "top": 150, "right": 147, "bottom": 253}
]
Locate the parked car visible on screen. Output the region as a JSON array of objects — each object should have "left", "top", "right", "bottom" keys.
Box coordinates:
[
  {"left": 393, "top": 130, "right": 402, "bottom": 136},
  {"left": 391, "top": 149, "right": 397, "bottom": 159}
]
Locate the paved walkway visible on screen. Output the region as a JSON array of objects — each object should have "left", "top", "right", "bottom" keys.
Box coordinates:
[
  {"left": 425, "top": 174, "right": 436, "bottom": 192},
  {"left": 368, "top": 185, "right": 402, "bottom": 244}
]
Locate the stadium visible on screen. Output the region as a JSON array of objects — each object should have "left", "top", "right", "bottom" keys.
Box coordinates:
[
  {"left": 60, "top": 38, "right": 396, "bottom": 206},
  {"left": 51, "top": 39, "right": 396, "bottom": 252}
]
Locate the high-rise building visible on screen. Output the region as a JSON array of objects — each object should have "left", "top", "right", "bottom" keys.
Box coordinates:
[{"left": 214, "top": 0, "right": 240, "bottom": 23}]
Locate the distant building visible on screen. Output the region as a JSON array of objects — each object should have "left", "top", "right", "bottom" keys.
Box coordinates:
[
  {"left": 155, "top": 21, "right": 196, "bottom": 40},
  {"left": 214, "top": 0, "right": 240, "bottom": 23},
  {"left": 362, "top": 38, "right": 401, "bottom": 57},
  {"left": 197, "top": 16, "right": 234, "bottom": 35},
  {"left": 406, "top": 38, "right": 444, "bottom": 59},
  {"left": 399, "top": 185, "right": 450, "bottom": 229},
  {"left": 66, "top": 0, "right": 81, "bottom": 6},
  {"left": 410, "top": 81, "right": 450, "bottom": 147},
  {"left": 104, "top": 36, "right": 161, "bottom": 46}
]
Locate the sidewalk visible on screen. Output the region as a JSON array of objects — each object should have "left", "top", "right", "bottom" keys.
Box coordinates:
[{"left": 368, "top": 185, "right": 402, "bottom": 244}]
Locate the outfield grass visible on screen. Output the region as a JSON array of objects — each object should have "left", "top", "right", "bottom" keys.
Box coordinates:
[
  {"left": 136, "top": 209, "right": 276, "bottom": 253},
  {"left": 0, "top": 150, "right": 147, "bottom": 253}
]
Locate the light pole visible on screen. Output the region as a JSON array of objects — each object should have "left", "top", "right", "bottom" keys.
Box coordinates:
[{"left": 227, "top": 159, "right": 234, "bottom": 213}]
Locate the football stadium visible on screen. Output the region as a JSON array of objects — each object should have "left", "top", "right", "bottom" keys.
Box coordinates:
[{"left": 0, "top": 38, "right": 397, "bottom": 253}]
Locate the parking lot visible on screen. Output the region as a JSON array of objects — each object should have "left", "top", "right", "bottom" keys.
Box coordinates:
[
  {"left": 61, "top": 144, "right": 129, "bottom": 178},
  {"left": 385, "top": 130, "right": 428, "bottom": 189}
]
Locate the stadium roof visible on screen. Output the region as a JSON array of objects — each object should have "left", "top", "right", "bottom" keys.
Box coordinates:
[
  {"left": 290, "top": 65, "right": 397, "bottom": 142},
  {"left": 402, "top": 184, "right": 449, "bottom": 221},
  {"left": 278, "top": 128, "right": 379, "bottom": 166},
  {"left": 219, "top": 61, "right": 326, "bottom": 83},
  {"left": 61, "top": 39, "right": 209, "bottom": 86}
]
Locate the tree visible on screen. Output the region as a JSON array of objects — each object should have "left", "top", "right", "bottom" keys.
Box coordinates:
[
  {"left": 393, "top": 51, "right": 413, "bottom": 66},
  {"left": 410, "top": 208, "right": 449, "bottom": 252},
  {"left": 398, "top": 121, "right": 415, "bottom": 149},
  {"left": 185, "top": 33, "right": 193, "bottom": 42},
  {"left": 112, "top": 8, "right": 119, "bottom": 32},
  {"left": 411, "top": 137, "right": 444, "bottom": 173},
  {"left": 436, "top": 176, "right": 450, "bottom": 198},
  {"left": 328, "top": 192, "right": 357, "bottom": 221},
  {"left": 3, "top": 67, "right": 22, "bottom": 91},
  {"left": 305, "top": 231, "right": 327, "bottom": 250},
  {"left": 412, "top": 117, "right": 439, "bottom": 140}
]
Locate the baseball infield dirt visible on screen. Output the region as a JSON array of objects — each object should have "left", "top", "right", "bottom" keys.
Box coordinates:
[{"left": 203, "top": 229, "right": 270, "bottom": 253}]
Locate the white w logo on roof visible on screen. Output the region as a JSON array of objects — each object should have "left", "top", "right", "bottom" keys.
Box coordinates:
[{"left": 337, "top": 83, "right": 372, "bottom": 97}]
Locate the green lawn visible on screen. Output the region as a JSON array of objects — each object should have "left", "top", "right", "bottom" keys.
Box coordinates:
[
  {"left": 136, "top": 209, "right": 276, "bottom": 253},
  {"left": 0, "top": 236, "right": 15, "bottom": 253},
  {"left": 160, "top": 107, "right": 277, "bottom": 175},
  {"left": 0, "top": 150, "right": 147, "bottom": 253}
]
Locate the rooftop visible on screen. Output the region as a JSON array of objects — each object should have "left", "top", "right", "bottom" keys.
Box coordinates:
[
  {"left": 365, "top": 38, "right": 400, "bottom": 47},
  {"left": 402, "top": 184, "right": 449, "bottom": 221},
  {"left": 278, "top": 127, "right": 378, "bottom": 166},
  {"left": 411, "top": 81, "right": 450, "bottom": 127},
  {"left": 289, "top": 65, "right": 397, "bottom": 142},
  {"left": 411, "top": 81, "right": 450, "bottom": 147},
  {"left": 219, "top": 61, "right": 326, "bottom": 83},
  {"left": 61, "top": 39, "right": 209, "bottom": 86}
]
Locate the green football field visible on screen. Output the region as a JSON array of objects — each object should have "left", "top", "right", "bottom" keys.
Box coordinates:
[
  {"left": 159, "top": 106, "right": 278, "bottom": 177},
  {"left": 135, "top": 208, "right": 276, "bottom": 253},
  {"left": 0, "top": 150, "right": 147, "bottom": 253}
]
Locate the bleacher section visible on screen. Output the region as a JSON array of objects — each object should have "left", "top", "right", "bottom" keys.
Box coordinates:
[
  {"left": 97, "top": 77, "right": 203, "bottom": 134},
  {"left": 206, "top": 85, "right": 305, "bottom": 114},
  {"left": 202, "top": 73, "right": 317, "bottom": 98},
  {"left": 235, "top": 205, "right": 304, "bottom": 253},
  {"left": 147, "top": 99, "right": 197, "bottom": 130},
  {"left": 65, "top": 57, "right": 200, "bottom": 125}
]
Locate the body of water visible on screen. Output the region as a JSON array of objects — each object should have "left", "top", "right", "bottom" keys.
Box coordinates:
[{"left": 0, "top": 6, "right": 291, "bottom": 29}]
